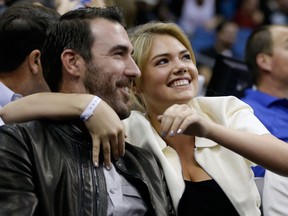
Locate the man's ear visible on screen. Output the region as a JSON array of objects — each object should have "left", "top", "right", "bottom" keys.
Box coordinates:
[
  {"left": 61, "top": 49, "right": 84, "bottom": 78},
  {"left": 256, "top": 53, "right": 272, "bottom": 72},
  {"left": 29, "top": 50, "right": 42, "bottom": 74}
]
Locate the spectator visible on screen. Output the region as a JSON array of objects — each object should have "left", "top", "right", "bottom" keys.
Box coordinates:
[
  {"left": 241, "top": 24, "right": 288, "bottom": 215},
  {"left": 177, "top": 0, "right": 218, "bottom": 36},
  {"left": 55, "top": 0, "right": 107, "bottom": 14},
  {"left": 197, "top": 20, "right": 239, "bottom": 90},
  {"left": 215, "top": 0, "right": 239, "bottom": 20},
  {"left": 0, "top": 3, "right": 59, "bottom": 106},
  {"left": 233, "top": 0, "right": 264, "bottom": 29},
  {"left": 241, "top": 24, "right": 288, "bottom": 177},
  {"left": 268, "top": 0, "right": 288, "bottom": 24},
  {"left": 0, "top": 0, "right": 7, "bottom": 13}
]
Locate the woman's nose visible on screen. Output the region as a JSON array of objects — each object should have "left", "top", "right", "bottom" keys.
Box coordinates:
[{"left": 172, "top": 61, "right": 188, "bottom": 74}]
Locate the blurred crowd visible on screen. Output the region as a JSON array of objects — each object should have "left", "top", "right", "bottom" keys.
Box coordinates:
[
  {"left": 1, "top": 0, "right": 287, "bottom": 92},
  {"left": 1, "top": 0, "right": 288, "bottom": 29}
]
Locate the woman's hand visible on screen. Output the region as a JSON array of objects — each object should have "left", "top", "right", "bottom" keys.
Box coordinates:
[
  {"left": 85, "top": 100, "right": 125, "bottom": 169},
  {"left": 0, "top": 93, "right": 125, "bottom": 170},
  {"left": 157, "top": 104, "right": 208, "bottom": 138}
]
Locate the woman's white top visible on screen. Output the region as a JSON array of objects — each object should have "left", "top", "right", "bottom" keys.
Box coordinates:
[{"left": 123, "top": 96, "right": 269, "bottom": 216}]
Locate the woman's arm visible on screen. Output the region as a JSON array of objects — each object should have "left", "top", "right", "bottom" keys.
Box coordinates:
[
  {"left": 0, "top": 92, "right": 125, "bottom": 168},
  {"left": 205, "top": 123, "right": 288, "bottom": 176},
  {"left": 158, "top": 104, "right": 288, "bottom": 176}
]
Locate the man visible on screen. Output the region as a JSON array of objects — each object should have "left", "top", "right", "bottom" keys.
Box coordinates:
[
  {"left": 0, "top": 7, "right": 173, "bottom": 216},
  {"left": 0, "top": 3, "right": 59, "bottom": 128},
  {"left": 197, "top": 20, "right": 239, "bottom": 89},
  {"left": 0, "top": 3, "right": 59, "bottom": 106},
  {"left": 241, "top": 25, "right": 288, "bottom": 215},
  {"left": 0, "top": 3, "right": 127, "bottom": 168}
]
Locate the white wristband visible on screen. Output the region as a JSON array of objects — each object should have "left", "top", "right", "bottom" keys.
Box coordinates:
[{"left": 80, "top": 96, "right": 101, "bottom": 121}]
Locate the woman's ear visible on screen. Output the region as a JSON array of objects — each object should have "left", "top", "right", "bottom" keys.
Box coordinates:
[
  {"left": 256, "top": 53, "right": 272, "bottom": 72},
  {"left": 29, "top": 50, "right": 42, "bottom": 74},
  {"left": 61, "top": 49, "right": 84, "bottom": 78}
]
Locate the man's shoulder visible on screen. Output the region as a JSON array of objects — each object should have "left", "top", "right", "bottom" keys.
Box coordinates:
[
  {"left": 125, "top": 142, "right": 153, "bottom": 156},
  {"left": 0, "top": 121, "right": 51, "bottom": 159},
  {"left": 1, "top": 119, "right": 52, "bottom": 130},
  {"left": 0, "top": 120, "right": 42, "bottom": 131},
  {"left": 241, "top": 88, "right": 260, "bottom": 99},
  {"left": 241, "top": 89, "right": 276, "bottom": 107},
  {"left": 0, "top": 120, "right": 52, "bottom": 142},
  {"left": 118, "top": 142, "right": 161, "bottom": 177},
  {"left": 124, "top": 142, "right": 157, "bottom": 164},
  {"left": 0, "top": 120, "right": 72, "bottom": 140}
]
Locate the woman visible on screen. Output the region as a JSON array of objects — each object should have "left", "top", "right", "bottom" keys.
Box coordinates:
[
  {"left": 123, "top": 22, "right": 288, "bottom": 215},
  {"left": 1, "top": 21, "right": 288, "bottom": 216}
]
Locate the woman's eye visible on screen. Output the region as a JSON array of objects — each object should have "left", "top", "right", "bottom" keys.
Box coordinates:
[
  {"left": 156, "top": 59, "right": 168, "bottom": 65},
  {"left": 182, "top": 54, "right": 191, "bottom": 60}
]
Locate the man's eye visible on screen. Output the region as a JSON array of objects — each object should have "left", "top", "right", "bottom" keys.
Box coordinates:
[{"left": 115, "top": 52, "right": 123, "bottom": 56}]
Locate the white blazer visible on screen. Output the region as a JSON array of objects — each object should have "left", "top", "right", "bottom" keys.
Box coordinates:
[{"left": 123, "top": 96, "right": 269, "bottom": 216}]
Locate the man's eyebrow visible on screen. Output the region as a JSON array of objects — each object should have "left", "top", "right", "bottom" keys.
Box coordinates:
[{"left": 109, "top": 45, "right": 129, "bottom": 53}]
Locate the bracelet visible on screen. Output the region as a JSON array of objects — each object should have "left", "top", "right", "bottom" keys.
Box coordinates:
[{"left": 80, "top": 96, "right": 101, "bottom": 121}]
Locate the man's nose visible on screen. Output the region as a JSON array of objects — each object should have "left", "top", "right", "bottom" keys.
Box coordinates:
[{"left": 126, "top": 57, "right": 141, "bottom": 77}]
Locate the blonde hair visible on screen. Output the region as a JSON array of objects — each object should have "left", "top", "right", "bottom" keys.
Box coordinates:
[{"left": 129, "top": 21, "right": 196, "bottom": 112}]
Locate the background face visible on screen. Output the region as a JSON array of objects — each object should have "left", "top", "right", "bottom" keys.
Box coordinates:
[{"left": 269, "top": 26, "right": 288, "bottom": 87}]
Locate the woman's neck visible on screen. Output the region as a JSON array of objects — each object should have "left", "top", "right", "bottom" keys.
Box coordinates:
[
  {"left": 146, "top": 110, "right": 162, "bottom": 134},
  {"left": 147, "top": 109, "right": 211, "bottom": 181}
]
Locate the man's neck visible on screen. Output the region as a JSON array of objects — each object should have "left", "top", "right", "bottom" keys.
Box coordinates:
[
  {"left": 257, "top": 84, "right": 288, "bottom": 98},
  {"left": 0, "top": 70, "right": 26, "bottom": 95}
]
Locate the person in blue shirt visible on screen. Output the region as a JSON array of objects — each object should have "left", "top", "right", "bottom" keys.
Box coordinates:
[
  {"left": 241, "top": 25, "right": 288, "bottom": 178},
  {"left": 242, "top": 24, "right": 288, "bottom": 216}
]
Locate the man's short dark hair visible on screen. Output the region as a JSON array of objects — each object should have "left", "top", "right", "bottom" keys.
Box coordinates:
[
  {"left": 41, "top": 6, "right": 125, "bottom": 92},
  {"left": 0, "top": 3, "right": 59, "bottom": 72}
]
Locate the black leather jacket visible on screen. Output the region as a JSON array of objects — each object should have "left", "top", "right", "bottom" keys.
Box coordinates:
[{"left": 0, "top": 120, "right": 174, "bottom": 216}]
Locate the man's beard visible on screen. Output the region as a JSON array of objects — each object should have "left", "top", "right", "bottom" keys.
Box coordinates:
[{"left": 84, "top": 63, "right": 131, "bottom": 120}]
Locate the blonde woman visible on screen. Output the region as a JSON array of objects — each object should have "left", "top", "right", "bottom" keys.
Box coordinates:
[{"left": 122, "top": 22, "right": 288, "bottom": 215}]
